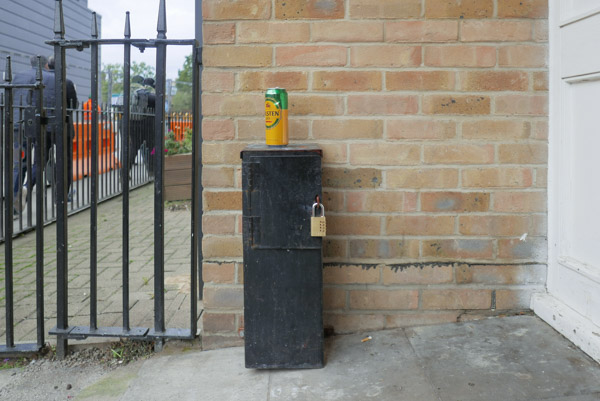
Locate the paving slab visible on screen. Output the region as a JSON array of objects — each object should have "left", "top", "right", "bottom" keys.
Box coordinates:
[{"left": 406, "top": 316, "right": 600, "bottom": 401}]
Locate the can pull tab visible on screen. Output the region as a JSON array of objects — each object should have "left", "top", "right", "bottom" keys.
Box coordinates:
[{"left": 311, "top": 203, "right": 326, "bottom": 237}]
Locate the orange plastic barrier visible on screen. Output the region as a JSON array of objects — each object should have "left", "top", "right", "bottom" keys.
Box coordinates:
[
  {"left": 169, "top": 120, "right": 192, "bottom": 141},
  {"left": 72, "top": 121, "right": 121, "bottom": 181}
]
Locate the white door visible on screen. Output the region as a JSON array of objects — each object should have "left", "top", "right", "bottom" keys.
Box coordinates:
[{"left": 533, "top": 0, "right": 600, "bottom": 362}]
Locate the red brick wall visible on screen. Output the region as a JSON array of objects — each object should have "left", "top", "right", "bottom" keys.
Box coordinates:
[{"left": 200, "top": 0, "right": 548, "bottom": 349}]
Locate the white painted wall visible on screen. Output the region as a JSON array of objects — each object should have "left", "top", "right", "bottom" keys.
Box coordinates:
[{"left": 533, "top": 0, "right": 600, "bottom": 363}]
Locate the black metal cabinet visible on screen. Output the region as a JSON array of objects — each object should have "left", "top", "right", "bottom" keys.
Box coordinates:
[{"left": 241, "top": 144, "right": 324, "bottom": 369}]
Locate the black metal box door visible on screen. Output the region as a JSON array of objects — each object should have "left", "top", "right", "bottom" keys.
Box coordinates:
[{"left": 241, "top": 145, "right": 324, "bottom": 369}]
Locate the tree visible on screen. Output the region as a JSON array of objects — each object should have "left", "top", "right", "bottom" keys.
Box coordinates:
[
  {"left": 169, "top": 54, "right": 193, "bottom": 113},
  {"left": 100, "top": 61, "right": 156, "bottom": 104}
]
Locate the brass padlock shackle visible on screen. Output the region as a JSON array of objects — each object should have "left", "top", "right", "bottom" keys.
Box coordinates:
[{"left": 312, "top": 203, "right": 325, "bottom": 217}]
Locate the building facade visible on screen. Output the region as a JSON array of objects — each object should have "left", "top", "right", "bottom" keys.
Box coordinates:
[
  {"left": 0, "top": 0, "right": 99, "bottom": 102},
  {"left": 200, "top": 0, "right": 549, "bottom": 349}
]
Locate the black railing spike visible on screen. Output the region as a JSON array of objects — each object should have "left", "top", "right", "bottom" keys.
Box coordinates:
[
  {"left": 54, "top": 0, "right": 65, "bottom": 39},
  {"left": 157, "top": 0, "right": 167, "bottom": 39},
  {"left": 125, "top": 11, "right": 131, "bottom": 38},
  {"left": 36, "top": 56, "right": 43, "bottom": 81},
  {"left": 4, "top": 56, "right": 11, "bottom": 82},
  {"left": 91, "top": 12, "right": 98, "bottom": 38}
]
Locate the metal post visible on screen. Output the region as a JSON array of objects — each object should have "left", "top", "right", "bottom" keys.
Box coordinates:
[
  {"left": 90, "top": 11, "right": 99, "bottom": 331},
  {"left": 122, "top": 11, "right": 131, "bottom": 332},
  {"left": 3, "top": 56, "right": 15, "bottom": 349},
  {"left": 153, "top": 0, "right": 167, "bottom": 334},
  {"left": 34, "top": 57, "right": 46, "bottom": 348},
  {"left": 54, "top": 0, "right": 69, "bottom": 358}
]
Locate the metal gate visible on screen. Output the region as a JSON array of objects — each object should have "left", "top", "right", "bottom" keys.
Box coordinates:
[{"left": 1, "top": 0, "right": 203, "bottom": 357}]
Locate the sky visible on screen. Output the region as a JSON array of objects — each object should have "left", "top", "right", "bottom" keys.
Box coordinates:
[{"left": 87, "top": 0, "right": 196, "bottom": 80}]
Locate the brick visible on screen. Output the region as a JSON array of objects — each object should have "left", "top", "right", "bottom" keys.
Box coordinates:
[
  {"left": 386, "top": 312, "right": 460, "bottom": 328},
  {"left": 323, "top": 191, "right": 345, "bottom": 212},
  {"left": 498, "top": 45, "right": 547, "bottom": 68},
  {"left": 237, "top": 118, "right": 309, "bottom": 141},
  {"left": 382, "top": 265, "right": 453, "bottom": 285},
  {"left": 238, "top": 71, "right": 308, "bottom": 92},
  {"left": 202, "top": 93, "right": 263, "bottom": 116},
  {"left": 204, "top": 191, "right": 241, "bottom": 210},
  {"left": 323, "top": 265, "right": 380, "bottom": 284},
  {"left": 422, "top": 239, "right": 494, "bottom": 259},
  {"left": 422, "top": 289, "right": 492, "bottom": 310},
  {"left": 237, "top": 263, "right": 244, "bottom": 284},
  {"left": 202, "top": 70, "right": 235, "bottom": 93},
  {"left": 288, "top": 95, "right": 344, "bottom": 115},
  {"left": 498, "top": 237, "right": 547, "bottom": 260},
  {"left": 424, "top": 46, "right": 496, "bottom": 67},
  {"left": 203, "top": 263, "right": 235, "bottom": 284},
  {"left": 351, "top": 45, "right": 421, "bottom": 67},
  {"left": 349, "top": 0, "right": 421, "bottom": 19},
  {"left": 320, "top": 142, "right": 348, "bottom": 164},
  {"left": 324, "top": 288, "right": 346, "bottom": 310},
  {"left": 426, "top": 0, "right": 493, "bottom": 18},
  {"left": 456, "top": 264, "right": 546, "bottom": 285},
  {"left": 387, "top": 71, "right": 455, "bottom": 91},
  {"left": 495, "top": 95, "right": 548, "bottom": 116},
  {"left": 459, "top": 71, "right": 528, "bottom": 92},
  {"left": 387, "top": 120, "right": 456, "bottom": 140},
  {"left": 203, "top": 215, "right": 236, "bottom": 235},
  {"left": 323, "top": 167, "right": 382, "bottom": 189},
  {"left": 203, "top": 23, "right": 235, "bottom": 44},
  {"left": 462, "top": 120, "right": 530, "bottom": 140},
  {"left": 423, "top": 95, "right": 491, "bottom": 115},
  {"left": 202, "top": 167, "right": 235, "bottom": 188},
  {"left": 237, "top": 22, "right": 309, "bottom": 44},
  {"left": 313, "top": 119, "right": 383, "bottom": 140},
  {"left": 289, "top": 119, "right": 310, "bottom": 140},
  {"left": 312, "top": 21, "right": 383, "bottom": 42},
  {"left": 323, "top": 238, "right": 347, "bottom": 258},
  {"left": 531, "top": 213, "right": 547, "bottom": 236},
  {"left": 534, "top": 20, "right": 549, "bottom": 42},
  {"left": 313, "top": 71, "right": 382, "bottom": 91},
  {"left": 532, "top": 121, "right": 548, "bottom": 140},
  {"left": 328, "top": 215, "right": 381, "bottom": 235},
  {"left": 458, "top": 215, "right": 530, "bottom": 236},
  {"left": 202, "top": 142, "right": 247, "bottom": 164},
  {"left": 275, "top": 0, "right": 345, "bottom": 19},
  {"left": 203, "top": 312, "right": 236, "bottom": 333},
  {"left": 202, "top": 119, "right": 234, "bottom": 141},
  {"left": 347, "top": 95, "right": 419, "bottom": 115},
  {"left": 349, "top": 143, "right": 420, "bottom": 165},
  {"left": 533, "top": 72, "right": 549, "bottom": 91},
  {"left": 461, "top": 20, "right": 532, "bottom": 42},
  {"left": 496, "top": 290, "right": 538, "bottom": 310},
  {"left": 349, "top": 239, "right": 420, "bottom": 259},
  {"left": 462, "top": 168, "right": 533, "bottom": 188},
  {"left": 423, "top": 144, "right": 494, "bottom": 164},
  {"left": 347, "top": 191, "right": 417, "bottom": 213},
  {"left": 386, "top": 21, "right": 458, "bottom": 42},
  {"left": 324, "top": 313, "right": 385, "bottom": 334},
  {"left": 350, "top": 290, "right": 419, "bottom": 310},
  {"left": 203, "top": 237, "right": 242, "bottom": 258},
  {"left": 203, "top": 46, "right": 271, "bottom": 67},
  {"left": 498, "top": 0, "right": 548, "bottom": 18},
  {"left": 493, "top": 191, "right": 546, "bottom": 212},
  {"left": 276, "top": 46, "right": 346, "bottom": 66},
  {"left": 203, "top": 0, "right": 271, "bottom": 20},
  {"left": 386, "top": 216, "right": 455, "bottom": 236},
  {"left": 534, "top": 168, "right": 547, "bottom": 189},
  {"left": 387, "top": 168, "right": 459, "bottom": 189},
  {"left": 203, "top": 286, "right": 243, "bottom": 309},
  {"left": 422, "top": 192, "right": 490, "bottom": 212},
  {"left": 498, "top": 144, "right": 548, "bottom": 164}
]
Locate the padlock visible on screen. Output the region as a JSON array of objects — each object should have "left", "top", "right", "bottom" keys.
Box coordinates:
[{"left": 311, "top": 203, "right": 326, "bottom": 237}]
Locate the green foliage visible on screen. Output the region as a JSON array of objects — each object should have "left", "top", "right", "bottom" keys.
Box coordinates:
[
  {"left": 165, "top": 128, "right": 193, "bottom": 156},
  {"left": 101, "top": 62, "right": 156, "bottom": 104},
  {"left": 169, "top": 54, "right": 193, "bottom": 113}
]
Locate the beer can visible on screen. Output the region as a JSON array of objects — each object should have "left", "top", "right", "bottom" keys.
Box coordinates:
[{"left": 265, "top": 88, "right": 288, "bottom": 146}]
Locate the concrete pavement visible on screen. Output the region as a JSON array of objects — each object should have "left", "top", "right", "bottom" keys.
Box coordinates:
[{"left": 3, "top": 315, "right": 595, "bottom": 401}]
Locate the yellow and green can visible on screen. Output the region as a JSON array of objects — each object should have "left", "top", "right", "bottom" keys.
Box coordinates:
[{"left": 265, "top": 88, "right": 288, "bottom": 146}]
